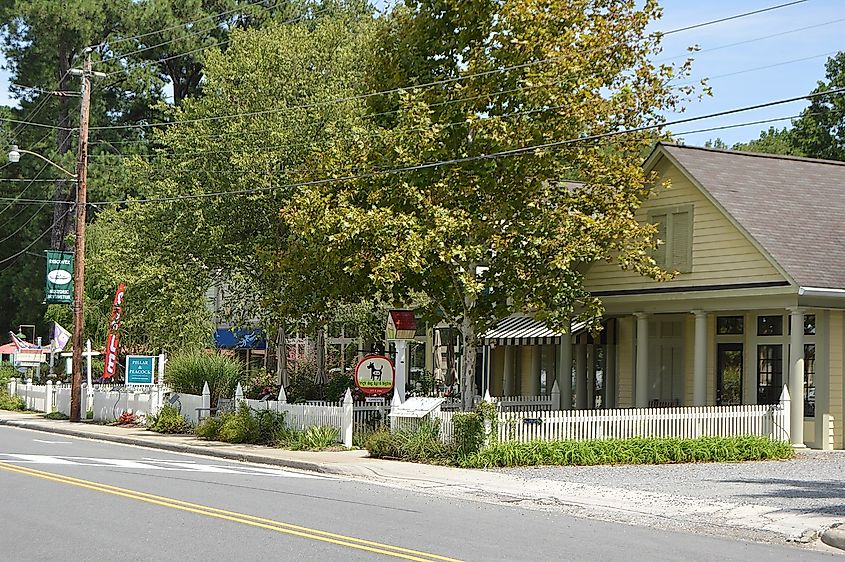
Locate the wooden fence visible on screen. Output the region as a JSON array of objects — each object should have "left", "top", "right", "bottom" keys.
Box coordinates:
[{"left": 494, "top": 404, "right": 788, "bottom": 443}]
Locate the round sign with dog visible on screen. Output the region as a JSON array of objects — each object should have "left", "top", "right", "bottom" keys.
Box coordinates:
[{"left": 354, "top": 355, "right": 395, "bottom": 396}]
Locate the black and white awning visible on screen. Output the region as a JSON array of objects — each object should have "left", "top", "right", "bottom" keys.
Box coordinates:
[{"left": 481, "top": 315, "right": 586, "bottom": 346}]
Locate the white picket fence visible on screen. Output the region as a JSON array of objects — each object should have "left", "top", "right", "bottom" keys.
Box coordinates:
[
  {"left": 495, "top": 404, "right": 788, "bottom": 443},
  {"left": 495, "top": 395, "right": 554, "bottom": 412}
]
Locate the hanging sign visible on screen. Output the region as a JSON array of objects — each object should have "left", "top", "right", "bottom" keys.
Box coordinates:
[
  {"left": 102, "top": 283, "right": 126, "bottom": 380},
  {"left": 354, "top": 355, "right": 395, "bottom": 396},
  {"left": 45, "top": 250, "right": 74, "bottom": 304}
]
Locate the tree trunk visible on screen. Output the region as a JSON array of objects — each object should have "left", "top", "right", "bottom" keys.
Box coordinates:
[
  {"left": 461, "top": 315, "right": 477, "bottom": 411},
  {"left": 276, "top": 324, "right": 288, "bottom": 387},
  {"left": 315, "top": 326, "right": 326, "bottom": 384}
]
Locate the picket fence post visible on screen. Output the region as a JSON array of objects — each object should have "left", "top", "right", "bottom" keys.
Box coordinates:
[
  {"left": 235, "top": 382, "right": 244, "bottom": 404},
  {"left": 45, "top": 380, "right": 53, "bottom": 414},
  {"left": 201, "top": 382, "right": 211, "bottom": 419},
  {"left": 278, "top": 385, "right": 287, "bottom": 403},
  {"left": 779, "top": 385, "right": 791, "bottom": 444},
  {"left": 342, "top": 388, "right": 353, "bottom": 448}
]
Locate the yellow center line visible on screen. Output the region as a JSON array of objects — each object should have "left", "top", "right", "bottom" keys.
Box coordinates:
[{"left": 0, "top": 460, "right": 462, "bottom": 562}]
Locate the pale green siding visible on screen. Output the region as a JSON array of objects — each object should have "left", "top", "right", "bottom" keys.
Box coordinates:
[{"left": 584, "top": 157, "right": 787, "bottom": 293}]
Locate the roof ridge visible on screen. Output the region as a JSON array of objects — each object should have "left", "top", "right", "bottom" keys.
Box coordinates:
[{"left": 659, "top": 142, "right": 845, "bottom": 167}]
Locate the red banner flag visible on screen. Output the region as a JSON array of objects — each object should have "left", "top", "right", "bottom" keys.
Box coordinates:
[{"left": 102, "top": 283, "right": 126, "bottom": 380}]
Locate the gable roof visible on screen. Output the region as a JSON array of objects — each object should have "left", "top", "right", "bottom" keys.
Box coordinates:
[{"left": 652, "top": 143, "right": 845, "bottom": 290}]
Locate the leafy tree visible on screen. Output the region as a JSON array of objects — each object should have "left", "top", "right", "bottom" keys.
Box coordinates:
[
  {"left": 790, "top": 52, "right": 845, "bottom": 161},
  {"left": 733, "top": 52, "right": 845, "bottom": 160},
  {"left": 732, "top": 127, "right": 799, "bottom": 156},
  {"left": 274, "top": 0, "right": 691, "bottom": 408}
]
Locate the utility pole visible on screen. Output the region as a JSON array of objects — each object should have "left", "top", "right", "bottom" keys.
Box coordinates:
[{"left": 68, "top": 49, "right": 104, "bottom": 422}]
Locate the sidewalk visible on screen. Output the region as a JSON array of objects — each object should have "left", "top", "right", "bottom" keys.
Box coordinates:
[{"left": 1, "top": 409, "right": 842, "bottom": 549}]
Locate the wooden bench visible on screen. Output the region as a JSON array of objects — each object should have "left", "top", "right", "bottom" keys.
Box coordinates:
[{"left": 196, "top": 398, "right": 235, "bottom": 420}]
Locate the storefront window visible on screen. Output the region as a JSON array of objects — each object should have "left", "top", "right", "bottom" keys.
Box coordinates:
[
  {"left": 717, "top": 316, "right": 744, "bottom": 335},
  {"left": 757, "top": 316, "right": 783, "bottom": 336}
]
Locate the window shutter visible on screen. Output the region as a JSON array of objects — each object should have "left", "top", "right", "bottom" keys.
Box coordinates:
[
  {"left": 652, "top": 214, "right": 667, "bottom": 267},
  {"left": 671, "top": 210, "right": 691, "bottom": 272}
]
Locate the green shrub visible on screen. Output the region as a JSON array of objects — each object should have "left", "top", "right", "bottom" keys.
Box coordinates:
[
  {"left": 366, "top": 421, "right": 452, "bottom": 463},
  {"left": 458, "top": 436, "right": 794, "bottom": 468},
  {"left": 147, "top": 404, "right": 192, "bottom": 434},
  {"left": 217, "top": 404, "right": 259, "bottom": 443},
  {"left": 277, "top": 425, "right": 339, "bottom": 450},
  {"left": 453, "top": 412, "right": 485, "bottom": 457},
  {"left": 0, "top": 365, "right": 19, "bottom": 385},
  {"left": 165, "top": 351, "right": 243, "bottom": 406},
  {"left": 195, "top": 414, "right": 224, "bottom": 440},
  {"left": 364, "top": 429, "right": 400, "bottom": 458},
  {"left": 254, "top": 409, "right": 288, "bottom": 445},
  {"left": 44, "top": 411, "right": 69, "bottom": 420},
  {"left": 0, "top": 389, "right": 24, "bottom": 411}
]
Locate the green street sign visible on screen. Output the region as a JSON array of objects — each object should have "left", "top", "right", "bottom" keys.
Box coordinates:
[{"left": 45, "top": 250, "right": 74, "bottom": 304}]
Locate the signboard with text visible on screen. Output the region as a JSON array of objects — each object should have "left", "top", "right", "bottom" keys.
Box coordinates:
[
  {"left": 354, "top": 355, "right": 395, "bottom": 396},
  {"left": 45, "top": 250, "right": 74, "bottom": 304},
  {"left": 125, "top": 355, "right": 155, "bottom": 385}
]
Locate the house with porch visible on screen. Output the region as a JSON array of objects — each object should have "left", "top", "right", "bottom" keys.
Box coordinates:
[{"left": 483, "top": 142, "right": 845, "bottom": 450}]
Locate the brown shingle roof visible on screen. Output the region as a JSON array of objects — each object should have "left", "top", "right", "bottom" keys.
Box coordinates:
[{"left": 657, "top": 143, "right": 845, "bottom": 289}]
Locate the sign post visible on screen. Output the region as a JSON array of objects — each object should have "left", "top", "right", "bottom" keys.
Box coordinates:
[
  {"left": 386, "top": 310, "right": 417, "bottom": 401},
  {"left": 125, "top": 355, "right": 156, "bottom": 385}
]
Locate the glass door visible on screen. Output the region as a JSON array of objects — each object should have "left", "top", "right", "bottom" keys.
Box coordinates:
[{"left": 717, "top": 343, "right": 743, "bottom": 406}]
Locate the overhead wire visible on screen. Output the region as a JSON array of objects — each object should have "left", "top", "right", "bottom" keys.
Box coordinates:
[
  {"left": 92, "top": 1, "right": 810, "bottom": 131},
  {"left": 0, "top": 86, "right": 824, "bottom": 207},
  {"left": 0, "top": 205, "right": 74, "bottom": 272}
]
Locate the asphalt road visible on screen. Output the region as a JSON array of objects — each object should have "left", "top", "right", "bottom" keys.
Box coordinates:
[{"left": 0, "top": 426, "right": 837, "bottom": 562}]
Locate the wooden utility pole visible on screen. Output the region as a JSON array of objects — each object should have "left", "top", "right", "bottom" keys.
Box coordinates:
[{"left": 69, "top": 49, "right": 93, "bottom": 423}]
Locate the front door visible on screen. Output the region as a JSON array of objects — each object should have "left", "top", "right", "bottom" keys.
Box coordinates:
[{"left": 717, "top": 343, "right": 743, "bottom": 405}]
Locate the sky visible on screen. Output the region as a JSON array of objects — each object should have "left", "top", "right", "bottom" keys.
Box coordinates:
[
  {"left": 0, "top": 0, "right": 840, "bottom": 148},
  {"left": 648, "top": 0, "right": 843, "bottom": 146}
]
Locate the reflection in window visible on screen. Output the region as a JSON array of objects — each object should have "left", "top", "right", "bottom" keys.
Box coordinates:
[
  {"left": 805, "top": 315, "right": 816, "bottom": 336},
  {"left": 717, "top": 316, "right": 744, "bottom": 335},
  {"left": 805, "top": 344, "right": 816, "bottom": 417},
  {"left": 757, "top": 344, "right": 783, "bottom": 405},
  {"left": 757, "top": 316, "right": 783, "bottom": 336}
]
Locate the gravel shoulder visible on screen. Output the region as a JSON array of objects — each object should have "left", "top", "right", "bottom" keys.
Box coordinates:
[{"left": 496, "top": 450, "right": 845, "bottom": 519}]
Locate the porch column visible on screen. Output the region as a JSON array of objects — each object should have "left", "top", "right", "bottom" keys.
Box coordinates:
[
  {"left": 558, "top": 332, "right": 572, "bottom": 409},
  {"left": 789, "top": 308, "right": 806, "bottom": 448},
  {"left": 635, "top": 312, "right": 649, "bottom": 408},
  {"left": 503, "top": 346, "right": 514, "bottom": 396},
  {"left": 543, "top": 344, "right": 556, "bottom": 395},
  {"left": 605, "top": 320, "right": 616, "bottom": 408},
  {"left": 586, "top": 344, "right": 595, "bottom": 409},
  {"left": 692, "top": 310, "right": 708, "bottom": 406},
  {"left": 576, "top": 339, "right": 588, "bottom": 409},
  {"left": 530, "top": 346, "right": 542, "bottom": 396}
]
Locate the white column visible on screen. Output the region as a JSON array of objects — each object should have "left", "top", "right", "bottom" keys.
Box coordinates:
[
  {"left": 576, "top": 341, "right": 587, "bottom": 409},
  {"left": 692, "top": 310, "right": 708, "bottom": 406},
  {"left": 586, "top": 344, "right": 595, "bottom": 409},
  {"left": 394, "top": 340, "right": 407, "bottom": 400},
  {"left": 558, "top": 333, "right": 572, "bottom": 409},
  {"left": 605, "top": 320, "right": 617, "bottom": 409},
  {"left": 503, "top": 346, "right": 514, "bottom": 396},
  {"left": 789, "top": 308, "right": 806, "bottom": 448},
  {"left": 530, "top": 346, "right": 541, "bottom": 396},
  {"left": 543, "top": 344, "right": 556, "bottom": 395},
  {"left": 635, "top": 312, "right": 649, "bottom": 408}
]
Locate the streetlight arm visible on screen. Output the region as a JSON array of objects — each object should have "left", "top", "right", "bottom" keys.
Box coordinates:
[{"left": 9, "top": 146, "right": 77, "bottom": 178}]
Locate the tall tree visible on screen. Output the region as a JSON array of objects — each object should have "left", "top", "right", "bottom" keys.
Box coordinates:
[{"left": 275, "top": 0, "right": 692, "bottom": 408}]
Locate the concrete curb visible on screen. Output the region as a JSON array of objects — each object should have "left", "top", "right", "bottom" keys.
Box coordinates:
[
  {"left": 0, "top": 417, "right": 359, "bottom": 477},
  {"left": 821, "top": 526, "right": 845, "bottom": 551}
]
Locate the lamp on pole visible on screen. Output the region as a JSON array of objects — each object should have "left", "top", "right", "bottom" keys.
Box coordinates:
[{"left": 8, "top": 48, "right": 104, "bottom": 422}]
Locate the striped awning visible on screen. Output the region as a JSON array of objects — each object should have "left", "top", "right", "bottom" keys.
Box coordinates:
[{"left": 481, "top": 315, "right": 587, "bottom": 346}]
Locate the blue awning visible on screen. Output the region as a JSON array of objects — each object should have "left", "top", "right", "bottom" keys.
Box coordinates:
[{"left": 214, "top": 328, "right": 267, "bottom": 349}]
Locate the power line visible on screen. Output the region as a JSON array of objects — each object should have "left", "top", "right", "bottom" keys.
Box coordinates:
[
  {"left": 92, "top": 1, "right": 808, "bottom": 131},
  {"left": 0, "top": 206, "right": 73, "bottom": 267},
  {"left": 656, "top": 17, "right": 845, "bottom": 63},
  {"left": 659, "top": 0, "right": 807, "bottom": 36},
  {"left": 76, "top": 86, "right": 845, "bottom": 205},
  {"left": 679, "top": 50, "right": 838, "bottom": 85},
  {"left": 96, "top": 0, "right": 282, "bottom": 65},
  {"left": 103, "top": 8, "right": 330, "bottom": 79},
  {"left": 92, "top": 0, "right": 272, "bottom": 49}
]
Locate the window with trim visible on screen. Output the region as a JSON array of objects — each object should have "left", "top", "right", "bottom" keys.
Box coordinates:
[{"left": 649, "top": 206, "right": 693, "bottom": 273}]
